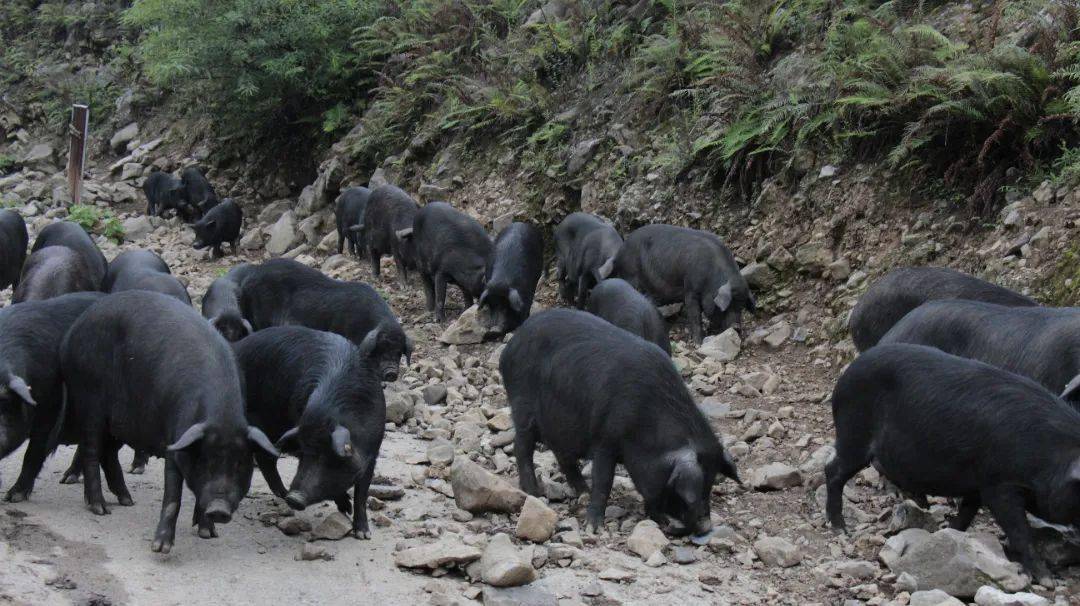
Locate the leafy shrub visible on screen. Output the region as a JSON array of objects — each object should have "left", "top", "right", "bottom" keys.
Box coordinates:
[{"left": 68, "top": 204, "right": 125, "bottom": 243}]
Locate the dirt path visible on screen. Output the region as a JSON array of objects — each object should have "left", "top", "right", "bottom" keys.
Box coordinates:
[{"left": 2, "top": 212, "right": 1078, "bottom": 606}]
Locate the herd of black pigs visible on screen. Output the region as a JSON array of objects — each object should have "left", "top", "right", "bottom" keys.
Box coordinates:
[{"left": 0, "top": 166, "right": 1077, "bottom": 587}]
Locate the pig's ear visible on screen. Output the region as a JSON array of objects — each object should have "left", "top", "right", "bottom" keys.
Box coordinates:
[
  {"left": 203, "top": 219, "right": 217, "bottom": 229},
  {"left": 359, "top": 327, "right": 380, "bottom": 358},
  {"left": 348, "top": 223, "right": 364, "bottom": 233},
  {"left": 8, "top": 376, "right": 36, "bottom": 406},
  {"left": 241, "top": 319, "right": 253, "bottom": 336},
  {"left": 508, "top": 288, "right": 525, "bottom": 313},
  {"left": 168, "top": 422, "right": 206, "bottom": 451},
  {"left": 667, "top": 449, "right": 703, "bottom": 504},
  {"left": 596, "top": 256, "right": 615, "bottom": 281},
  {"left": 395, "top": 227, "right": 414, "bottom": 241},
  {"left": 1060, "top": 374, "right": 1080, "bottom": 401},
  {"left": 275, "top": 426, "right": 300, "bottom": 453},
  {"left": 403, "top": 334, "right": 414, "bottom": 365},
  {"left": 330, "top": 425, "right": 353, "bottom": 458},
  {"left": 714, "top": 283, "right": 733, "bottom": 312},
  {"left": 248, "top": 426, "right": 280, "bottom": 458}
]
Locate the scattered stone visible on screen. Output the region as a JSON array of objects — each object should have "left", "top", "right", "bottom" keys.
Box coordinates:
[
  {"left": 698, "top": 398, "right": 731, "bottom": 421},
  {"left": 879, "top": 528, "right": 1028, "bottom": 597},
  {"left": 973, "top": 586, "right": 1048, "bottom": 606},
  {"left": 750, "top": 463, "right": 803, "bottom": 490},
  {"left": 763, "top": 322, "right": 792, "bottom": 348},
  {"left": 493, "top": 211, "right": 515, "bottom": 234},
  {"left": 427, "top": 440, "right": 456, "bottom": 467},
  {"left": 423, "top": 384, "right": 448, "bottom": 405},
  {"left": 672, "top": 546, "right": 698, "bottom": 564},
  {"left": 311, "top": 512, "right": 352, "bottom": 541},
  {"left": 110, "top": 122, "right": 139, "bottom": 151},
  {"left": 515, "top": 496, "right": 558, "bottom": 543},
  {"left": 480, "top": 533, "right": 537, "bottom": 587},
  {"left": 819, "top": 165, "right": 838, "bottom": 178},
  {"left": 297, "top": 543, "right": 334, "bottom": 561},
  {"left": 753, "top": 536, "right": 802, "bottom": 568},
  {"left": 439, "top": 305, "right": 486, "bottom": 345},
  {"left": 700, "top": 328, "right": 741, "bottom": 362},
  {"left": 766, "top": 246, "right": 795, "bottom": 271},
  {"left": 794, "top": 242, "right": 833, "bottom": 275},
  {"left": 385, "top": 391, "right": 415, "bottom": 425},
  {"left": 627, "top": 520, "right": 669, "bottom": 561},
  {"left": 277, "top": 516, "right": 311, "bottom": 536},
  {"left": 740, "top": 262, "right": 775, "bottom": 289},
  {"left": 22, "top": 143, "right": 55, "bottom": 170},
  {"left": 369, "top": 485, "right": 404, "bottom": 500},
  {"left": 909, "top": 589, "right": 964, "bottom": 606},
  {"left": 598, "top": 568, "right": 634, "bottom": 582},
  {"left": 450, "top": 457, "right": 526, "bottom": 514},
  {"left": 394, "top": 539, "right": 483, "bottom": 571},
  {"left": 239, "top": 229, "right": 263, "bottom": 250},
  {"left": 566, "top": 138, "right": 602, "bottom": 175},
  {"left": 481, "top": 585, "right": 558, "bottom": 606},
  {"left": 888, "top": 500, "right": 940, "bottom": 534}
]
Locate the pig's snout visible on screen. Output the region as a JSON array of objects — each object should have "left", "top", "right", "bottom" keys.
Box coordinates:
[
  {"left": 382, "top": 367, "right": 399, "bottom": 382},
  {"left": 693, "top": 517, "right": 713, "bottom": 538},
  {"left": 204, "top": 499, "right": 233, "bottom": 524},
  {"left": 285, "top": 490, "right": 308, "bottom": 511}
]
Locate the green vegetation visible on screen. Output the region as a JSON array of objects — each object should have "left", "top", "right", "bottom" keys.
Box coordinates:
[
  {"left": 68, "top": 204, "right": 126, "bottom": 243},
  {"left": 0, "top": 154, "right": 15, "bottom": 175}
]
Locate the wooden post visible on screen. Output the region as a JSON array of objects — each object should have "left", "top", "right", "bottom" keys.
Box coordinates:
[{"left": 67, "top": 104, "right": 89, "bottom": 206}]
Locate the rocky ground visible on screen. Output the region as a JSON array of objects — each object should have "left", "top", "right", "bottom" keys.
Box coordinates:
[{"left": 3, "top": 141, "right": 1080, "bottom": 606}]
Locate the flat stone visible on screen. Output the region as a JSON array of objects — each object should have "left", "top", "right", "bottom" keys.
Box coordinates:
[
  {"left": 276, "top": 516, "right": 311, "bottom": 536},
  {"left": 879, "top": 528, "right": 1028, "bottom": 598},
  {"left": 753, "top": 536, "right": 802, "bottom": 567},
  {"left": 515, "top": 496, "right": 558, "bottom": 543},
  {"left": 699, "top": 328, "right": 741, "bottom": 362},
  {"left": 974, "top": 586, "right": 1048, "bottom": 606},
  {"left": 627, "top": 520, "right": 669, "bottom": 561},
  {"left": 450, "top": 457, "right": 526, "bottom": 514},
  {"left": 310, "top": 512, "right": 352, "bottom": 541},
  {"left": 439, "top": 305, "right": 485, "bottom": 345},
  {"left": 394, "top": 539, "right": 482, "bottom": 570},
  {"left": 481, "top": 585, "right": 558, "bottom": 606},
  {"left": 480, "top": 533, "right": 537, "bottom": 587},
  {"left": 909, "top": 589, "right": 965, "bottom": 606},
  {"left": 750, "top": 463, "right": 803, "bottom": 490},
  {"left": 297, "top": 543, "right": 334, "bottom": 561}
]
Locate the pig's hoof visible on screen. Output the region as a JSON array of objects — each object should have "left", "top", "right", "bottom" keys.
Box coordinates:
[
  {"left": 197, "top": 526, "right": 217, "bottom": 539},
  {"left": 583, "top": 518, "right": 605, "bottom": 536},
  {"left": 151, "top": 538, "right": 173, "bottom": 554},
  {"left": 89, "top": 503, "right": 110, "bottom": 515},
  {"left": 59, "top": 473, "right": 82, "bottom": 485},
  {"left": 129, "top": 464, "right": 146, "bottom": 475},
  {"left": 353, "top": 529, "right": 371, "bottom": 540},
  {"left": 4, "top": 489, "right": 29, "bottom": 503},
  {"left": 117, "top": 495, "right": 135, "bottom": 506}
]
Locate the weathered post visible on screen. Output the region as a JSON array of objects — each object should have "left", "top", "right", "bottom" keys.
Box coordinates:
[{"left": 67, "top": 104, "right": 89, "bottom": 205}]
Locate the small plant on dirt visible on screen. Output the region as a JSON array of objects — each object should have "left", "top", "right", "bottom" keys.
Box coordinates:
[
  {"left": 0, "top": 154, "right": 15, "bottom": 175},
  {"left": 68, "top": 204, "right": 125, "bottom": 243}
]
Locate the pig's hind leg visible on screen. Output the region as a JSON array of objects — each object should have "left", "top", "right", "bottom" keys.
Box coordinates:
[
  {"left": 948, "top": 494, "right": 981, "bottom": 531},
  {"left": 100, "top": 439, "right": 134, "bottom": 506},
  {"left": 554, "top": 451, "right": 588, "bottom": 495},
  {"left": 983, "top": 487, "right": 1052, "bottom": 586},
  {"left": 513, "top": 423, "right": 542, "bottom": 496},
  {"left": 584, "top": 447, "right": 617, "bottom": 534}
]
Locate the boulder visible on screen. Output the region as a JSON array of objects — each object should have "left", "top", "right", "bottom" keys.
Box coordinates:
[
  {"left": 22, "top": 143, "right": 55, "bottom": 170},
  {"left": 879, "top": 529, "right": 1028, "bottom": 597},
  {"left": 753, "top": 536, "right": 802, "bottom": 568},
  {"left": 515, "top": 496, "right": 558, "bottom": 543},
  {"left": 909, "top": 590, "right": 965, "bottom": 606},
  {"left": 266, "top": 210, "right": 301, "bottom": 256},
  {"left": 239, "top": 229, "right": 263, "bottom": 251},
  {"left": 439, "top": 305, "right": 486, "bottom": 345},
  {"left": 450, "top": 457, "right": 526, "bottom": 514},
  {"left": 888, "top": 500, "right": 941, "bottom": 534},
  {"left": 394, "top": 538, "right": 482, "bottom": 571},
  {"left": 699, "top": 328, "right": 741, "bottom": 362},
  {"left": 481, "top": 586, "right": 558, "bottom": 606},
  {"left": 122, "top": 215, "right": 154, "bottom": 242},
  {"left": 627, "top": 520, "right": 669, "bottom": 561},
  {"left": 258, "top": 199, "right": 293, "bottom": 225},
  {"left": 110, "top": 122, "right": 139, "bottom": 151},
  {"left": 740, "top": 262, "right": 775, "bottom": 289},
  {"left": 480, "top": 533, "right": 537, "bottom": 587}
]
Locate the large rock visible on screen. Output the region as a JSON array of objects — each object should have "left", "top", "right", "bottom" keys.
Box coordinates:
[
  {"left": 311, "top": 512, "right": 352, "bottom": 541},
  {"left": 794, "top": 242, "right": 833, "bottom": 275},
  {"left": 239, "top": 229, "right": 263, "bottom": 251},
  {"left": 909, "top": 590, "right": 965, "bottom": 606},
  {"left": 110, "top": 122, "right": 139, "bottom": 151},
  {"left": 515, "top": 496, "right": 557, "bottom": 543},
  {"left": 699, "top": 328, "right": 741, "bottom": 362},
  {"left": 879, "top": 529, "right": 1028, "bottom": 597},
  {"left": 450, "top": 457, "right": 526, "bottom": 514},
  {"left": 750, "top": 462, "right": 803, "bottom": 490},
  {"left": 753, "top": 536, "right": 802, "bottom": 567},
  {"left": 481, "top": 586, "right": 558, "bottom": 606},
  {"left": 296, "top": 157, "right": 342, "bottom": 217},
  {"left": 524, "top": 0, "right": 570, "bottom": 26},
  {"left": 266, "top": 211, "right": 301, "bottom": 256},
  {"left": 627, "top": 520, "right": 669, "bottom": 561},
  {"left": 480, "top": 533, "right": 537, "bottom": 587},
  {"left": 974, "top": 586, "right": 1048, "bottom": 606},
  {"left": 22, "top": 143, "right": 55, "bottom": 170},
  {"left": 439, "top": 305, "right": 485, "bottom": 345},
  {"left": 393, "top": 538, "right": 482, "bottom": 571},
  {"left": 122, "top": 215, "right": 154, "bottom": 242},
  {"left": 740, "top": 262, "right": 775, "bottom": 289},
  {"left": 566, "top": 138, "right": 602, "bottom": 175},
  {"left": 258, "top": 199, "right": 293, "bottom": 224}
]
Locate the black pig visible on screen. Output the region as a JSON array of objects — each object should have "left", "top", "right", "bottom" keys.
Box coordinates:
[
  {"left": 143, "top": 169, "right": 195, "bottom": 220},
  {"left": 553, "top": 212, "right": 608, "bottom": 305},
  {"left": 614, "top": 224, "right": 754, "bottom": 344},
  {"left": 180, "top": 166, "right": 219, "bottom": 217},
  {"left": 191, "top": 198, "right": 242, "bottom": 258},
  {"left": 567, "top": 224, "right": 622, "bottom": 308},
  {"left": 826, "top": 343, "right": 1080, "bottom": 585},
  {"left": 335, "top": 187, "right": 371, "bottom": 257},
  {"left": 1, "top": 293, "right": 105, "bottom": 502},
  {"left": 237, "top": 259, "right": 412, "bottom": 381},
  {"left": 362, "top": 184, "right": 420, "bottom": 286},
  {"left": 408, "top": 202, "right": 493, "bottom": 322},
  {"left": 0, "top": 210, "right": 28, "bottom": 291},
  {"left": 586, "top": 278, "right": 670, "bottom": 355},
  {"left": 478, "top": 222, "right": 543, "bottom": 337},
  {"left": 234, "top": 326, "right": 386, "bottom": 538},
  {"left": 202, "top": 264, "right": 253, "bottom": 342},
  {"left": 30, "top": 220, "right": 107, "bottom": 288},
  {"left": 105, "top": 249, "right": 191, "bottom": 305},
  {"left": 13, "top": 247, "right": 98, "bottom": 303},
  {"left": 881, "top": 300, "right": 1080, "bottom": 406},
  {"left": 60, "top": 291, "right": 278, "bottom": 553},
  {"left": 501, "top": 309, "right": 739, "bottom": 536},
  {"left": 849, "top": 267, "right": 1036, "bottom": 351}
]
